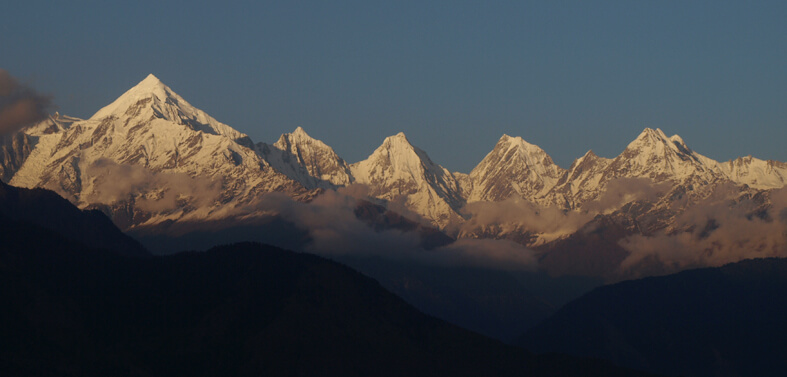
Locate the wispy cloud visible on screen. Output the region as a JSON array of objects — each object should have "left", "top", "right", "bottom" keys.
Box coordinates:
[
  {"left": 234, "top": 188, "right": 538, "bottom": 270},
  {"left": 85, "top": 159, "right": 221, "bottom": 212},
  {"left": 456, "top": 198, "right": 593, "bottom": 237},
  {"left": 453, "top": 177, "right": 671, "bottom": 242},
  {"left": 619, "top": 185, "right": 787, "bottom": 273},
  {"left": 582, "top": 177, "right": 672, "bottom": 213}
]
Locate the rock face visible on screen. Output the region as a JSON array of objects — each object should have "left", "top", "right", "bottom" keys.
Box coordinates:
[
  {"left": 466, "top": 135, "right": 565, "bottom": 203},
  {"left": 259, "top": 126, "right": 353, "bottom": 189},
  {"left": 0, "top": 131, "right": 35, "bottom": 182},
  {"left": 546, "top": 150, "right": 612, "bottom": 209},
  {"left": 719, "top": 155, "right": 787, "bottom": 190}
]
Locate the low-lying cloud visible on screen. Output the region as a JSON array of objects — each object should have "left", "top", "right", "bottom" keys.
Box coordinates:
[
  {"left": 583, "top": 177, "right": 672, "bottom": 213},
  {"left": 83, "top": 161, "right": 533, "bottom": 271},
  {"left": 457, "top": 198, "right": 593, "bottom": 239},
  {"left": 619, "top": 186, "right": 787, "bottom": 273},
  {"left": 0, "top": 69, "right": 52, "bottom": 135},
  {"left": 86, "top": 157, "right": 787, "bottom": 275},
  {"left": 237, "top": 188, "right": 538, "bottom": 271},
  {"left": 85, "top": 159, "right": 221, "bottom": 212},
  {"left": 454, "top": 178, "right": 671, "bottom": 242}
]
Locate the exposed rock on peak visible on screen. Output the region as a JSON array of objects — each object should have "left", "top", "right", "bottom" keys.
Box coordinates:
[
  {"left": 466, "top": 134, "right": 565, "bottom": 203},
  {"left": 90, "top": 74, "right": 248, "bottom": 143},
  {"left": 350, "top": 133, "right": 463, "bottom": 227},
  {"left": 719, "top": 156, "right": 787, "bottom": 189},
  {"left": 261, "top": 127, "right": 353, "bottom": 188},
  {"left": 609, "top": 128, "right": 723, "bottom": 185}
]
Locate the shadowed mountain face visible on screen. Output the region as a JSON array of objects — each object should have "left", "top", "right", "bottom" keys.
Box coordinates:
[
  {"left": 0, "top": 180, "right": 147, "bottom": 256},
  {"left": 338, "top": 256, "right": 602, "bottom": 342},
  {"left": 0, "top": 183, "right": 650, "bottom": 376},
  {"left": 519, "top": 258, "right": 787, "bottom": 377},
  {"left": 0, "top": 223, "right": 655, "bottom": 376},
  {"left": 130, "top": 198, "right": 596, "bottom": 342}
]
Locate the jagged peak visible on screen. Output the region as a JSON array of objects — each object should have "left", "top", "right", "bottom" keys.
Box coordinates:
[
  {"left": 495, "top": 134, "right": 546, "bottom": 154},
  {"left": 625, "top": 127, "right": 679, "bottom": 153},
  {"left": 274, "top": 126, "right": 335, "bottom": 153},
  {"left": 86, "top": 74, "right": 249, "bottom": 142},
  {"left": 388, "top": 131, "right": 408, "bottom": 140},
  {"left": 89, "top": 73, "right": 179, "bottom": 120},
  {"left": 576, "top": 149, "right": 601, "bottom": 163},
  {"left": 636, "top": 127, "right": 668, "bottom": 141},
  {"left": 730, "top": 155, "right": 755, "bottom": 165},
  {"left": 292, "top": 126, "right": 308, "bottom": 136},
  {"left": 137, "top": 73, "right": 164, "bottom": 88},
  {"left": 277, "top": 126, "right": 314, "bottom": 143},
  {"left": 379, "top": 132, "right": 415, "bottom": 150},
  {"left": 627, "top": 128, "right": 696, "bottom": 158},
  {"left": 567, "top": 149, "right": 610, "bottom": 172},
  {"left": 122, "top": 73, "right": 172, "bottom": 100},
  {"left": 470, "top": 133, "right": 563, "bottom": 182},
  {"left": 359, "top": 132, "right": 440, "bottom": 169},
  {"left": 498, "top": 133, "right": 525, "bottom": 144}
]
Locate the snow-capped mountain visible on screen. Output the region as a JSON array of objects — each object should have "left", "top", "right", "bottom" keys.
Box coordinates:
[
  {"left": 466, "top": 135, "right": 565, "bottom": 203},
  {"left": 6, "top": 74, "right": 307, "bottom": 229},
  {"left": 258, "top": 127, "right": 353, "bottom": 189},
  {"left": 349, "top": 132, "right": 464, "bottom": 227},
  {"left": 1, "top": 74, "right": 786, "bottom": 261},
  {"left": 602, "top": 128, "right": 725, "bottom": 184},
  {"left": 544, "top": 128, "right": 729, "bottom": 210},
  {"left": 546, "top": 150, "right": 612, "bottom": 209},
  {"left": 89, "top": 74, "right": 251, "bottom": 144},
  {"left": 452, "top": 127, "right": 787, "bottom": 251}
]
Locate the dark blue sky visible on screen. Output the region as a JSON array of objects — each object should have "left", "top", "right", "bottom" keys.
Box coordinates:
[{"left": 3, "top": 1, "right": 785, "bottom": 172}]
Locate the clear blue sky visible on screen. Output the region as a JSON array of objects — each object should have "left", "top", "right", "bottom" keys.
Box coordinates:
[{"left": 2, "top": 1, "right": 785, "bottom": 172}]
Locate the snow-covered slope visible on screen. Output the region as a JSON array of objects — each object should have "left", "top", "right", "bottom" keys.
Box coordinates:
[
  {"left": 7, "top": 74, "right": 306, "bottom": 228},
  {"left": 604, "top": 128, "right": 724, "bottom": 184},
  {"left": 546, "top": 150, "right": 612, "bottom": 209},
  {"left": 350, "top": 133, "right": 464, "bottom": 227},
  {"left": 543, "top": 128, "right": 729, "bottom": 210},
  {"left": 258, "top": 127, "right": 353, "bottom": 189},
  {"left": 90, "top": 74, "right": 250, "bottom": 144},
  {"left": 1, "top": 73, "right": 785, "bottom": 252},
  {"left": 719, "top": 156, "right": 787, "bottom": 189},
  {"left": 466, "top": 135, "right": 565, "bottom": 203}
]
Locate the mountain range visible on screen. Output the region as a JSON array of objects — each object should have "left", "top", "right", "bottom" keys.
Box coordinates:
[
  {"left": 2, "top": 74, "right": 786, "bottom": 278},
  {"left": 3, "top": 73, "right": 786, "bottom": 377},
  {"left": 2, "top": 140, "right": 779, "bottom": 377}
]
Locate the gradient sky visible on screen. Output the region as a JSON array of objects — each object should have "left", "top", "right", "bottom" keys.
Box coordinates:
[{"left": 2, "top": 1, "right": 785, "bottom": 172}]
